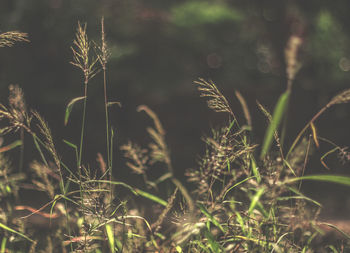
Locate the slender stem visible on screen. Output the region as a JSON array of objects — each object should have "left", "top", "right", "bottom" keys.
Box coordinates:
[
  {"left": 78, "top": 82, "right": 88, "bottom": 169},
  {"left": 19, "top": 128, "right": 24, "bottom": 172},
  {"left": 287, "top": 105, "right": 329, "bottom": 159},
  {"left": 102, "top": 66, "right": 113, "bottom": 202},
  {"left": 280, "top": 79, "right": 293, "bottom": 151},
  {"left": 171, "top": 177, "right": 194, "bottom": 213},
  {"left": 103, "top": 67, "right": 111, "bottom": 177},
  {"left": 77, "top": 81, "right": 88, "bottom": 224}
]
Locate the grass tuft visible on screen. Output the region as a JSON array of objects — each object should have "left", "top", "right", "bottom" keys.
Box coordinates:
[{"left": 0, "top": 24, "right": 349, "bottom": 253}]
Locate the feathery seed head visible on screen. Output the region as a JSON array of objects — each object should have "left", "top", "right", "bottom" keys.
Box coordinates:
[
  {"left": 71, "top": 22, "right": 99, "bottom": 84},
  {"left": 0, "top": 31, "right": 29, "bottom": 48}
]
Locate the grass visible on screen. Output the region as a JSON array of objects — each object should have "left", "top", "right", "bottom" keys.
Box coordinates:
[{"left": 1, "top": 20, "right": 350, "bottom": 252}]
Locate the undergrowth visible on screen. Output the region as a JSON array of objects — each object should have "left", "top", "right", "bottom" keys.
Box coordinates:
[{"left": 1, "top": 20, "right": 350, "bottom": 253}]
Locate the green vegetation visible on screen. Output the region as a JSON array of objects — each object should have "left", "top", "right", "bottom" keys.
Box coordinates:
[
  {"left": 1, "top": 20, "right": 350, "bottom": 253},
  {"left": 171, "top": 2, "right": 243, "bottom": 27}
]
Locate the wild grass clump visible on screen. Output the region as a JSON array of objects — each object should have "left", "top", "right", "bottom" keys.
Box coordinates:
[{"left": 0, "top": 21, "right": 350, "bottom": 253}]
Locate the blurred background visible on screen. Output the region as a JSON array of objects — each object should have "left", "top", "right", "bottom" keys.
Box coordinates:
[{"left": 1, "top": 0, "right": 350, "bottom": 217}]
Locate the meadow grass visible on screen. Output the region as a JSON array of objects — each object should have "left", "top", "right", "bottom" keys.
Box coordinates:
[{"left": 1, "top": 20, "right": 350, "bottom": 252}]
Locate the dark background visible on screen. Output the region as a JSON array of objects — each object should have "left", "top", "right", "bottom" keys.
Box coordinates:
[{"left": 1, "top": 0, "right": 350, "bottom": 217}]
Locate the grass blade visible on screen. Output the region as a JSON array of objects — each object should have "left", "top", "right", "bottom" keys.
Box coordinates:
[
  {"left": 280, "top": 186, "right": 322, "bottom": 207},
  {"left": 250, "top": 156, "right": 261, "bottom": 183},
  {"left": 248, "top": 187, "right": 265, "bottom": 215},
  {"left": 62, "top": 139, "right": 78, "bottom": 150},
  {"left": 82, "top": 180, "right": 138, "bottom": 195},
  {"left": 63, "top": 139, "right": 79, "bottom": 166},
  {"left": 198, "top": 203, "right": 226, "bottom": 233},
  {"left": 260, "top": 91, "right": 290, "bottom": 159},
  {"left": 285, "top": 174, "right": 350, "bottom": 186},
  {"left": 0, "top": 222, "right": 34, "bottom": 242},
  {"left": 0, "top": 140, "right": 22, "bottom": 153},
  {"left": 105, "top": 223, "right": 115, "bottom": 253},
  {"left": 223, "top": 176, "right": 255, "bottom": 199},
  {"left": 64, "top": 96, "right": 85, "bottom": 126},
  {"left": 319, "top": 222, "right": 350, "bottom": 240},
  {"left": 134, "top": 188, "right": 167, "bottom": 206},
  {"left": 203, "top": 228, "right": 223, "bottom": 252},
  {"left": 1, "top": 238, "right": 6, "bottom": 253}
]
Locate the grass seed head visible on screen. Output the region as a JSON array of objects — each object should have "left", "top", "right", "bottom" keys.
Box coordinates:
[
  {"left": 70, "top": 22, "right": 99, "bottom": 84},
  {"left": 285, "top": 35, "right": 302, "bottom": 83},
  {"left": 0, "top": 31, "right": 29, "bottom": 48},
  {"left": 328, "top": 88, "right": 350, "bottom": 106}
]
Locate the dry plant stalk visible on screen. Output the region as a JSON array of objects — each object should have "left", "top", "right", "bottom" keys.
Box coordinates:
[
  {"left": 137, "top": 105, "right": 169, "bottom": 168},
  {"left": 30, "top": 161, "right": 56, "bottom": 198},
  {"left": 120, "top": 141, "right": 148, "bottom": 175},
  {"left": 151, "top": 187, "right": 178, "bottom": 233},
  {"left": 328, "top": 88, "right": 350, "bottom": 107},
  {"left": 0, "top": 31, "right": 29, "bottom": 48},
  {"left": 288, "top": 87, "right": 350, "bottom": 157},
  {"left": 187, "top": 125, "right": 256, "bottom": 205},
  {"left": 235, "top": 90, "right": 252, "bottom": 128},
  {"left": 122, "top": 105, "right": 194, "bottom": 212},
  {"left": 137, "top": 105, "right": 165, "bottom": 137},
  {"left": 32, "top": 110, "right": 61, "bottom": 172},
  {"left": 96, "top": 152, "right": 107, "bottom": 174}
]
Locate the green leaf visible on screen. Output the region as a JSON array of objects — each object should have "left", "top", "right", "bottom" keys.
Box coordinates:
[
  {"left": 198, "top": 203, "right": 226, "bottom": 233},
  {"left": 223, "top": 176, "right": 255, "bottom": 199},
  {"left": 250, "top": 157, "right": 261, "bottom": 183},
  {"left": 64, "top": 96, "right": 85, "bottom": 126},
  {"left": 0, "top": 140, "right": 22, "bottom": 153},
  {"left": 105, "top": 223, "right": 115, "bottom": 253},
  {"left": 281, "top": 186, "right": 322, "bottom": 207},
  {"left": 175, "top": 245, "right": 183, "bottom": 253},
  {"left": 203, "top": 228, "right": 223, "bottom": 252},
  {"left": 171, "top": 2, "right": 243, "bottom": 27},
  {"left": 62, "top": 139, "right": 77, "bottom": 150},
  {"left": 248, "top": 188, "right": 265, "bottom": 215},
  {"left": 0, "top": 222, "right": 34, "bottom": 242},
  {"left": 154, "top": 172, "right": 172, "bottom": 185},
  {"left": 285, "top": 174, "right": 350, "bottom": 186},
  {"left": 134, "top": 188, "right": 167, "bottom": 206},
  {"left": 1, "top": 237, "right": 7, "bottom": 253},
  {"left": 83, "top": 180, "right": 138, "bottom": 195},
  {"left": 225, "top": 120, "right": 235, "bottom": 135},
  {"left": 63, "top": 139, "right": 78, "bottom": 167},
  {"left": 260, "top": 91, "right": 290, "bottom": 159}
]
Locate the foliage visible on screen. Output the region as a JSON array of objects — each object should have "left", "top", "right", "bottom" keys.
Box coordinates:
[
  {"left": 171, "top": 1, "right": 243, "bottom": 27},
  {"left": 0, "top": 20, "right": 350, "bottom": 253}
]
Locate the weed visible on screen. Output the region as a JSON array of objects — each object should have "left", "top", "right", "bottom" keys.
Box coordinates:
[{"left": 0, "top": 21, "right": 350, "bottom": 253}]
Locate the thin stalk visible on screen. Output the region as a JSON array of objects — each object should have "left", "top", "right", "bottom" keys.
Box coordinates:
[
  {"left": 171, "top": 177, "right": 194, "bottom": 213},
  {"left": 78, "top": 82, "right": 88, "bottom": 170},
  {"left": 102, "top": 66, "right": 113, "bottom": 201},
  {"left": 19, "top": 128, "right": 24, "bottom": 172},
  {"left": 109, "top": 128, "right": 114, "bottom": 202},
  {"left": 28, "top": 126, "right": 73, "bottom": 251},
  {"left": 280, "top": 79, "right": 293, "bottom": 153},
  {"left": 98, "top": 16, "right": 113, "bottom": 201},
  {"left": 287, "top": 105, "right": 328, "bottom": 159},
  {"left": 77, "top": 81, "right": 88, "bottom": 224},
  {"left": 103, "top": 68, "right": 110, "bottom": 169}
]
